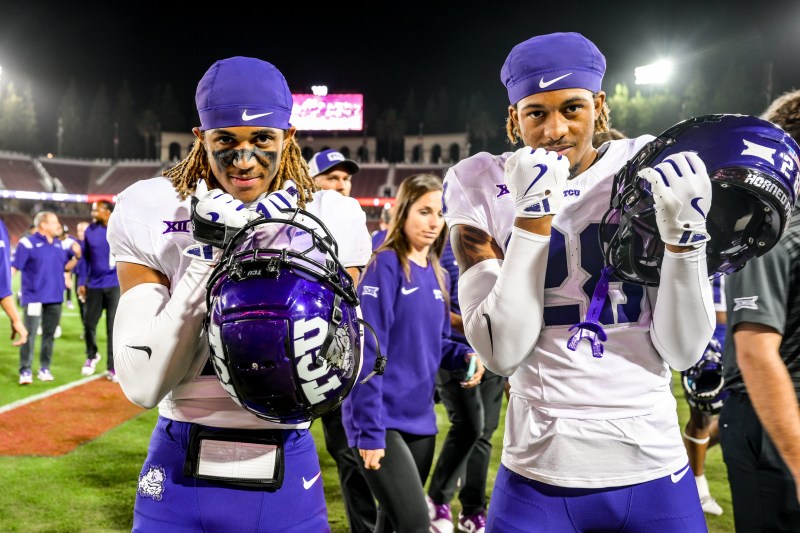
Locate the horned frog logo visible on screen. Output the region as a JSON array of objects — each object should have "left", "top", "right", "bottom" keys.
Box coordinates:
[
  {"left": 324, "top": 324, "right": 354, "bottom": 373},
  {"left": 138, "top": 465, "right": 166, "bottom": 501}
]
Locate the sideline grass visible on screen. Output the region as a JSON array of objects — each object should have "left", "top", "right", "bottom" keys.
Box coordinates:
[{"left": 0, "top": 294, "right": 734, "bottom": 532}]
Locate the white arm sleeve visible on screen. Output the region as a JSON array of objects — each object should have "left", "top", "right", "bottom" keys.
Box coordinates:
[
  {"left": 113, "top": 260, "right": 213, "bottom": 408},
  {"left": 458, "top": 227, "right": 551, "bottom": 376},
  {"left": 650, "top": 245, "right": 715, "bottom": 371}
]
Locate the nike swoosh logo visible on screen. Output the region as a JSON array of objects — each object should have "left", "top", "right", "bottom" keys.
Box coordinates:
[
  {"left": 539, "top": 73, "right": 572, "bottom": 89},
  {"left": 241, "top": 110, "right": 274, "bottom": 121},
  {"left": 483, "top": 313, "right": 494, "bottom": 354},
  {"left": 690, "top": 197, "right": 706, "bottom": 218},
  {"left": 671, "top": 465, "right": 691, "bottom": 483},
  {"left": 303, "top": 471, "right": 321, "bottom": 490},
  {"left": 400, "top": 287, "right": 419, "bottom": 295},
  {"left": 127, "top": 345, "right": 152, "bottom": 359}
]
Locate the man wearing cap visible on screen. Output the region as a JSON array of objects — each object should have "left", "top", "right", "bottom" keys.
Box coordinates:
[
  {"left": 307, "top": 148, "right": 378, "bottom": 533},
  {"left": 107, "top": 56, "right": 371, "bottom": 531},
  {"left": 443, "top": 32, "right": 712, "bottom": 530},
  {"left": 308, "top": 149, "right": 360, "bottom": 197}
]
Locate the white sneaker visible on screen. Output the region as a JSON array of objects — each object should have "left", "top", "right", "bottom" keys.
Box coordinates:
[
  {"left": 37, "top": 368, "right": 55, "bottom": 381},
  {"left": 700, "top": 494, "right": 723, "bottom": 516},
  {"left": 54, "top": 325, "right": 62, "bottom": 338},
  {"left": 427, "top": 495, "right": 454, "bottom": 533},
  {"left": 81, "top": 353, "right": 101, "bottom": 376}
]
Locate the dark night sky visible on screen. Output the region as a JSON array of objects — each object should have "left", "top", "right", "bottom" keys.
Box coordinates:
[{"left": 1, "top": 0, "right": 799, "bottom": 140}]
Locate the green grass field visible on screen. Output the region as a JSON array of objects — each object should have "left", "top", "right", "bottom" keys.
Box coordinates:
[{"left": 0, "top": 295, "right": 735, "bottom": 532}]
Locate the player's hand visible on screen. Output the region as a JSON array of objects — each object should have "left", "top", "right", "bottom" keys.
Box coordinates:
[
  {"left": 193, "top": 179, "right": 252, "bottom": 229},
  {"left": 77, "top": 285, "right": 86, "bottom": 301},
  {"left": 254, "top": 180, "right": 299, "bottom": 220},
  {"left": 191, "top": 179, "right": 254, "bottom": 249},
  {"left": 504, "top": 147, "right": 570, "bottom": 218},
  {"left": 359, "top": 448, "right": 385, "bottom": 470},
  {"left": 639, "top": 152, "right": 711, "bottom": 247}
]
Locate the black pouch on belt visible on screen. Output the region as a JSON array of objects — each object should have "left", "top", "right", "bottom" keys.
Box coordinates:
[{"left": 183, "top": 424, "right": 285, "bottom": 490}]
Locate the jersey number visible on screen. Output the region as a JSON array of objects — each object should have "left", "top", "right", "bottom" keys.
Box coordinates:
[{"left": 543, "top": 223, "right": 644, "bottom": 327}]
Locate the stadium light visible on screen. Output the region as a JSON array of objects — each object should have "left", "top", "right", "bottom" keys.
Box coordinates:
[
  {"left": 634, "top": 59, "right": 674, "bottom": 85},
  {"left": 311, "top": 85, "right": 328, "bottom": 96}
]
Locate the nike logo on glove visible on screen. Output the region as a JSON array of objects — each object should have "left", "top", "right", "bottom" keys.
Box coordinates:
[
  {"left": 303, "top": 471, "right": 321, "bottom": 490},
  {"left": 539, "top": 73, "right": 572, "bottom": 88},
  {"left": 241, "top": 110, "right": 274, "bottom": 121},
  {"left": 127, "top": 345, "right": 152, "bottom": 359},
  {"left": 671, "top": 465, "right": 691, "bottom": 483},
  {"left": 690, "top": 197, "right": 706, "bottom": 218}
]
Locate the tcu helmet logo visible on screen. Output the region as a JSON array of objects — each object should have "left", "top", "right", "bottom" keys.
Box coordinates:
[{"left": 294, "top": 317, "right": 344, "bottom": 405}]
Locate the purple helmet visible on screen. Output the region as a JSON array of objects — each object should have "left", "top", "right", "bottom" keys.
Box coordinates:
[
  {"left": 681, "top": 338, "right": 728, "bottom": 414},
  {"left": 600, "top": 114, "right": 800, "bottom": 286},
  {"left": 205, "top": 210, "right": 363, "bottom": 424}
]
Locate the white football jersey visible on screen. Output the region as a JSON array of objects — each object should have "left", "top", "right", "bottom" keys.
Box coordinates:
[
  {"left": 108, "top": 176, "right": 371, "bottom": 429},
  {"left": 444, "top": 139, "right": 692, "bottom": 488}
]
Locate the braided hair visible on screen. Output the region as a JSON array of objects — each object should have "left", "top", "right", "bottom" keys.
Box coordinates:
[
  {"left": 165, "top": 132, "right": 317, "bottom": 207},
  {"left": 505, "top": 94, "right": 611, "bottom": 145}
]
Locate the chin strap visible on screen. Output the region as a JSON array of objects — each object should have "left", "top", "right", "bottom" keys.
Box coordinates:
[
  {"left": 358, "top": 318, "right": 386, "bottom": 383},
  {"left": 567, "top": 266, "right": 612, "bottom": 358}
]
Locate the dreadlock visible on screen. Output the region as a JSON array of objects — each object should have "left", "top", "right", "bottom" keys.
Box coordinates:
[
  {"left": 165, "top": 133, "right": 317, "bottom": 207},
  {"left": 504, "top": 94, "right": 611, "bottom": 145}
]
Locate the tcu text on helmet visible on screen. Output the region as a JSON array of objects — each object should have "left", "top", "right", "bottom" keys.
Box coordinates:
[{"left": 294, "top": 317, "right": 342, "bottom": 404}]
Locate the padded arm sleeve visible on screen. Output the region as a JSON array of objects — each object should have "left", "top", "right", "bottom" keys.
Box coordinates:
[
  {"left": 113, "top": 260, "right": 213, "bottom": 408},
  {"left": 650, "top": 245, "right": 715, "bottom": 371},
  {"left": 458, "top": 227, "right": 551, "bottom": 376}
]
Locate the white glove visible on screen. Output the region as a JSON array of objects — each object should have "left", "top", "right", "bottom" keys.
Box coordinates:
[
  {"left": 639, "top": 152, "right": 711, "bottom": 247},
  {"left": 504, "top": 147, "right": 570, "bottom": 218},
  {"left": 194, "top": 179, "right": 252, "bottom": 228},
  {"left": 253, "top": 180, "right": 299, "bottom": 220},
  {"left": 190, "top": 179, "right": 253, "bottom": 250}
]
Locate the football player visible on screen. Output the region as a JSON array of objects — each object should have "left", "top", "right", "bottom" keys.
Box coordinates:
[
  {"left": 107, "top": 57, "right": 371, "bottom": 531},
  {"left": 444, "top": 32, "right": 714, "bottom": 530}
]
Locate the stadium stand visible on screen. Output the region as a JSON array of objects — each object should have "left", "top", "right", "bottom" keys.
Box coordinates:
[
  {"left": 393, "top": 164, "right": 450, "bottom": 184},
  {"left": 40, "top": 159, "right": 112, "bottom": 194},
  {"left": 89, "top": 161, "right": 167, "bottom": 195},
  {"left": 0, "top": 212, "right": 33, "bottom": 245},
  {"left": 0, "top": 153, "right": 450, "bottom": 249},
  {"left": 0, "top": 153, "right": 49, "bottom": 192},
  {"left": 350, "top": 165, "right": 391, "bottom": 198}
]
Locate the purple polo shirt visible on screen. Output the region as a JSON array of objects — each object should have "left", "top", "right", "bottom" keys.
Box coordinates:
[
  {"left": 11, "top": 232, "right": 70, "bottom": 305},
  {"left": 80, "top": 223, "right": 118, "bottom": 288},
  {"left": 0, "top": 220, "right": 11, "bottom": 300}
]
